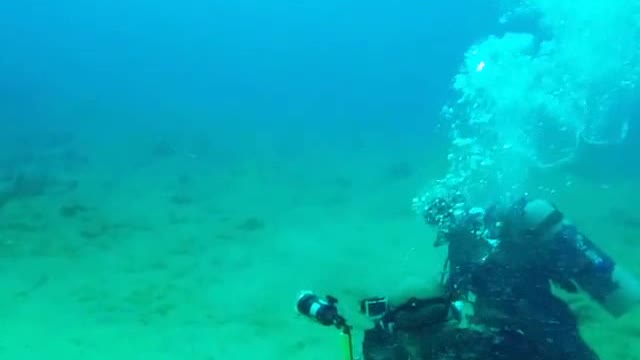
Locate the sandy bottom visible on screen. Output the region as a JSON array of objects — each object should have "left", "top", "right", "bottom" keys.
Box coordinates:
[{"left": 0, "top": 133, "right": 639, "bottom": 360}]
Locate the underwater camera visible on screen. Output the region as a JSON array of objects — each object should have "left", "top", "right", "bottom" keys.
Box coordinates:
[
  {"left": 360, "top": 296, "right": 389, "bottom": 319},
  {"left": 296, "top": 291, "right": 354, "bottom": 360},
  {"left": 297, "top": 292, "right": 342, "bottom": 326}
]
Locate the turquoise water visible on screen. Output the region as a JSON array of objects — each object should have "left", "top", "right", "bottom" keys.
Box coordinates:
[{"left": 1, "top": 1, "right": 640, "bottom": 359}]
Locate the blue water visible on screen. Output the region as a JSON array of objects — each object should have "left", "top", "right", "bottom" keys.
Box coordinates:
[{"left": 0, "top": 1, "right": 502, "bottom": 134}]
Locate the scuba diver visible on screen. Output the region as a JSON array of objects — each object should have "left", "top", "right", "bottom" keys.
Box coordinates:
[{"left": 297, "top": 193, "right": 640, "bottom": 360}]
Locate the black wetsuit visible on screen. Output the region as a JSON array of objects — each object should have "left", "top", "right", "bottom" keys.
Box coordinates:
[
  {"left": 363, "top": 203, "right": 602, "bottom": 360},
  {"left": 440, "top": 234, "right": 600, "bottom": 360}
]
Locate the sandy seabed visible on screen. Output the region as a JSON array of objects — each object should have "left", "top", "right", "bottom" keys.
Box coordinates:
[{"left": 0, "top": 132, "right": 639, "bottom": 360}]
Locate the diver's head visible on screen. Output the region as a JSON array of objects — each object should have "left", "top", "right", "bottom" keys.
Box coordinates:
[
  {"left": 523, "top": 199, "right": 556, "bottom": 227},
  {"left": 516, "top": 199, "right": 640, "bottom": 317},
  {"left": 505, "top": 197, "right": 564, "bottom": 245}
]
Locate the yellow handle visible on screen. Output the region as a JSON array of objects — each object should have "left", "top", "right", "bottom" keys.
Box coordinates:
[{"left": 341, "top": 331, "right": 354, "bottom": 360}]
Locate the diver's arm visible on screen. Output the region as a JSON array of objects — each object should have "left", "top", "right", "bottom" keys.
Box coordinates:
[
  {"left": 523, "top": 199, "right": 640, "bottom": 317},
  {"left": 555, "top": 224, "right": 640, "bottom": 317}
]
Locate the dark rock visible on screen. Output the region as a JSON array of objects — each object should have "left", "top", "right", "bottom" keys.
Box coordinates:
[
  {"left": 608, "top": 207, "right": 640, "bottom": 229},
  {"left": 386, "top": 161, "right": 414, "bottom": 180},
  {"left": 170, "top": 194, "right": 193, "bottom": 206},
  {"left": 60, "top": 204, "right": 89, "bottom": 218},
  {"left": 151, "top": 139, "right": 177, "bottom": 158},
  {"left": 215, "top": 233, "right": 234, "bottom": 240},
  {"left": 236, "top": 217, "right": 265, "bottom": 232},
  {"left": 334, "top": 176, "right": 352, "bottom": 189},
  {"left": 11, "top": 173, "right": 48, "bottom": 198}
]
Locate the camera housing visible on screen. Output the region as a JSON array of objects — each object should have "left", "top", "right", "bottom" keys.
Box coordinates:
[
  {"left": 360, "top": 297, "right": 389, "bottom": 318},
  {"left": 297, "top": 292, "right": 341, "bottom": 326}
]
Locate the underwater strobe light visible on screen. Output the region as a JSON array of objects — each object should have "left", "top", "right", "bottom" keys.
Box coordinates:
[{"left": 296, "top": 291, "right": 354, "bottom": 360}]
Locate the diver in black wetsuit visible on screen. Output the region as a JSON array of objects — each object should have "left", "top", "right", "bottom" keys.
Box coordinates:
[{"left": 360, "top": 194, "right": 640, "bottom": 360}]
